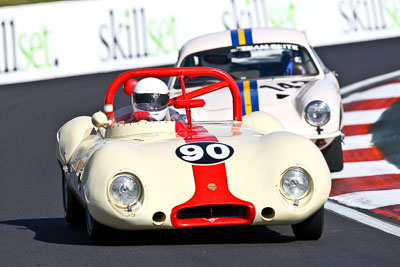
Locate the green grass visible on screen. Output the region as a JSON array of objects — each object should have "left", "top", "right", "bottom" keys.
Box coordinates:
[
  {"left": 0, "top": 0, "right": 75, "bottom": 7},
  {"left": 370, "top": 99, "right": 400, "bottom": 169}
]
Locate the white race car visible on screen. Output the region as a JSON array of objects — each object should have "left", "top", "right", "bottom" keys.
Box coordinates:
[
  {"left": 56, "top": 67, "right": 331, "bottom": 242},
  {"left": 169, "top": 28, "right": 344, "bottom": 172}
]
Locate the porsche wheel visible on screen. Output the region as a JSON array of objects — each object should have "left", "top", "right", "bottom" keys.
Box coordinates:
[
  {"left": 291, "top": 206, "right": 324, "bottom": 240},
  {"left": 322, "top": 136, "right": 343, "bottom": 172},
  {"left": 62, "top": 170, "right": 85, "bottom": 226},
  {"left": 86, "top": 210, "right": 114, "bottom": 243}
]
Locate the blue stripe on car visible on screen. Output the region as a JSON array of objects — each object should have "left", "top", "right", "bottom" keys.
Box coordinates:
[
  {"left": 244, "top": 28, "right": 253, "bottom": 44},
  {"left": 230, "top": 30, "right": 239, "bottom": 46},
  {"left": 250, "top": 80, "right": 259, "bottom": 112},
  {"left": 237, "top": 81, "right": 246, "bottom": 115}
]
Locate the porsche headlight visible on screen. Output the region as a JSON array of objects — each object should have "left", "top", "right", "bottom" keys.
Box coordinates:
[
  {"left": 281, "top": 168, "right": 311, "bottom": 199},
  {"left": 110, "top": 174, "right": 142, "bottom": 205},
  {"left": 304, "top": 100, "right": 330, "bottom": 127}
]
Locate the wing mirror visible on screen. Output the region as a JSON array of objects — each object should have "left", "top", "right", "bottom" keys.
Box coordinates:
[
  {"left": 173, "top": 99, "right": 205, "bottom": 109},
  {"left": 92, "top": 111, "right": 110, "bottom": 127}
]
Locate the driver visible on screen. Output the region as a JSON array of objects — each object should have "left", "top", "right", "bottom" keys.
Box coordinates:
[
  {"left": 127, "top": 77, "right": 185, "bottom": 123},
  {"left": 281, "top": 50, "right": 293, "bottom": 76}
]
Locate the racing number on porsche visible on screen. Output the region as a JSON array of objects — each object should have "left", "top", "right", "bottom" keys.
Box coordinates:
[{"left": 176, "top": 142, "right": 234, "bottom": 164}]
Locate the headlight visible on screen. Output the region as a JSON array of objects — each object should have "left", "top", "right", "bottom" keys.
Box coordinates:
[
  {"left": 281, "top": 168, "right": 311, "bottom": 199},
  {"left": 110, "top": 174, "right": 142, "bottom": 205},
  {"left": 304, "top": 100, "right": 330, "bottom": 127}
]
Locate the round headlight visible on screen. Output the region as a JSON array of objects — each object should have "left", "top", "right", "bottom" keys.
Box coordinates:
[
  {"left": 304, "top": 100, "right": 330, "bottom": 127},
  {"left": 281, "top": 168, "right": 310, "bottom": 199},
  {"left": 110, "top": 175, "right": 141, "bottom": 205}
]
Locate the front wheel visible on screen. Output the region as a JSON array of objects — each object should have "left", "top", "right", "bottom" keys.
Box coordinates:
[
  {"left": 322, "top": 136, "right": 343, "bottom": 172},
  {"left": 86, "top": 210, "right": 114, "bottom": 243},
  {"left": 62, "top": 169, "right": 85, "bottom": 226},
  {"left": 291, "top": 206, "right": 324, "bottom": 240}
]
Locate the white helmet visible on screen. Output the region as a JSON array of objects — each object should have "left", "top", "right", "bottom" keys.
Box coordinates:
[{"left": 132, "top": 77, "right": 169, "bottom": 121}]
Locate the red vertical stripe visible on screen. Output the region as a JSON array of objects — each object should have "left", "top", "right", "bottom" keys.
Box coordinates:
[{"left": 171, "top": 125, "right": 255, "bottom": 228}]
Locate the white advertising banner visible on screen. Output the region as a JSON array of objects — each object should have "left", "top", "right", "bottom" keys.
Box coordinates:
[{"left": 0, "top": 0, "right": 399, "bottom": 85}]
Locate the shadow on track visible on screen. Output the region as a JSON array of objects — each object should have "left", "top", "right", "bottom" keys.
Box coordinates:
[{"left": 0, "top": 218, "right": 295, "bottom": 246}]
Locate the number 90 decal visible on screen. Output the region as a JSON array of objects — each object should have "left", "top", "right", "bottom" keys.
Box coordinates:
[{"left": 176, "top": 142, "right": 234, "bottom": 164}]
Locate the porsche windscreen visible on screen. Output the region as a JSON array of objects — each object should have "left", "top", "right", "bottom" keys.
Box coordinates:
[{"left": 176, "top": 43, "right": 319, "bottom": 88}]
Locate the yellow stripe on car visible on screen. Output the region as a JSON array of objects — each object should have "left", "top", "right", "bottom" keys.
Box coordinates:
[
  {"left": 243, "top": 80, "right": 252, "bottom": 114},
  {"left": 238, "top": 29, "right": 246, "bottom": 45}
]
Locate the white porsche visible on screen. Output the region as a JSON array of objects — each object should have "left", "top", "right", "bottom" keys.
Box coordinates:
[{"left": 169, "top": 28, "right": 344, "bottom": 172}]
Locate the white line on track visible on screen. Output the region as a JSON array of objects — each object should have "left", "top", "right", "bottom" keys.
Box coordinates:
[
  {"left": 331, "top": 160, "right": 400, "bottom": 179},
  {"left": 325, "top": 200, "right": 400, "bottom": 238},
  {"left": 341, "top": 69, "right": 400, "bottom": 95},
  {"left": 342, "top": 134, "right": 373, "bottom": 150},
  {"left": 330, "top": 189, "right": 400, "bottom": 209},
  {"left": 343, "top": 82, "right": 400, "bottom": 104},
  {"left": 343, "top": 109, "right": 385, "bottom": 125}
]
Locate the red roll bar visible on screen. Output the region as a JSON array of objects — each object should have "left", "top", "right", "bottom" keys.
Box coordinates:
[{"left": 104, "top": 67, "right": 242, "bottom": 122}]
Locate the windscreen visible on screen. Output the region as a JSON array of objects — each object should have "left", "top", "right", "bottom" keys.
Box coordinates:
[{"left": 175, "top": 43, "right": 319, "bottom": 88}]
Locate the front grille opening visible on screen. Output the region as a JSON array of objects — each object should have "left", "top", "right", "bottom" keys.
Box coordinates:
[{"left": 177, "top": 205, "right": 248, "bottom": 219}]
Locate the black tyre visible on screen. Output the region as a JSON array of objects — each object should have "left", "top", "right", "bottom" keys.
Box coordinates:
[
  {"left": 86, "top": 210, "right": 114, "bottom": 243},
  {"left": 62, "top": 170, "right": 85, "bottom": 226},
  {"left": 291, "top": 206, "right": 324, "bottom": 240},
  {"left": 322, "top": 136, "right": 343, "bottom": 172}
]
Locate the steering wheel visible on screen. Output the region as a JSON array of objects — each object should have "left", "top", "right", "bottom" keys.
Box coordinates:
[{"left": 125, "top": 111, "right": 157, "bottom": 123}]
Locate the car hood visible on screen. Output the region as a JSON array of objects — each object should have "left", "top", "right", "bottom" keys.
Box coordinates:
[
  {"left": 173, "top": 77, "right": 341, "bottom": 138},
  {"left": 70, "top": 121, "right": 272, "bottom": 169},
  {"left": 182, "top": 78, "right": 316, "bottom": 113}
]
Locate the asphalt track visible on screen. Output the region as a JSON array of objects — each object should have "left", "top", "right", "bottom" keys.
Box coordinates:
[
  {"left": 1, "top": 38, "right": 400, "bottom": 266},
  {"left": 315, "top": 36, "right": 400, "bottom": 87}
]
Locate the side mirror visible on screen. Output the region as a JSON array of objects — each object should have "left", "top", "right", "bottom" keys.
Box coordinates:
[
  {"left": 123, "top": 79, "right": 138, "bottom": 96},
  {"left": 173, "top": 99, "right": 205, "bottom": 109},
  {"left": 92, "top": 111, "right": 109, "bottom": 127}
]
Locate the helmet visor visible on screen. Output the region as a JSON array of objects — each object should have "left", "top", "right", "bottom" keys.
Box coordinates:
[{"left": 135, "top": 93, "right": 169, "bottom": 111}]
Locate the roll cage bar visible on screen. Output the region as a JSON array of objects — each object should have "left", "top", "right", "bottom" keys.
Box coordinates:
[{"left": 104, "top": 67, "right": 243, "bottom": 127}]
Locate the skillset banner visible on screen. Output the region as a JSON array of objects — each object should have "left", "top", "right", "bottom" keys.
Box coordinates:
[{"left": 0, "top": 0, "right": 399, "bottom": 85}]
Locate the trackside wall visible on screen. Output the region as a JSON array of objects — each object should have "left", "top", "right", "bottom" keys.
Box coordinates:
[{"left": 0, "top": 0, "right": 399, "bottom": 85}]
